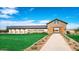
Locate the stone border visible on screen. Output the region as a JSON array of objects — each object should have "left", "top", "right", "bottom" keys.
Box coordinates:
[
  {"left": 64, "top": 34, "right": 79, "bottom": 51},
  {"left": 24, "top": 35, "right": 51, "bottom": 51}
]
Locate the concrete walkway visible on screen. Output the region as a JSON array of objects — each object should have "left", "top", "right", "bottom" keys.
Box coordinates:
[{"left": 40, "top": 33, "right": 72, "bottom": 51}]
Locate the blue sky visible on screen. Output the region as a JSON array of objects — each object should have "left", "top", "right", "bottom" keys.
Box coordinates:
[{"left": 0, "top": 7, "right": 79, "bottom": 29}]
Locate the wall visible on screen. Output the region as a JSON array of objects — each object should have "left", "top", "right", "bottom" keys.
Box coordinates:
[
  {"left": 47, "top": 20, "right": 67, "bottom": 34},
  {"left": 28, "top": 29, "right": 47, "bottom": 33},
  {"left": 8, "top": 29, "right": 47, "bottom": 34}
]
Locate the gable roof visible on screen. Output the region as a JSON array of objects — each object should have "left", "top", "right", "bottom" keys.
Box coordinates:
[
  {"left": 47, "top": 18, "right": 68, "bottom": 25},
  {"left": 7, "top": 25, "right": 47, "bottom": 29}
]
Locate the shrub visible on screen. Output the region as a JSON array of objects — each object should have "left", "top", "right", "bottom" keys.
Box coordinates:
[{"left": 66, "top": 31, "right": 70, "bottom": 34}]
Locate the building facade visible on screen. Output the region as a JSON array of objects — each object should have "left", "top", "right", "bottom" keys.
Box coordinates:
[
  {"left": 7, "top": 26, "right": 47, "bottom": 34},
  {"left": 47, "top": 19, "right": 68, "bottom": 34},
  {"left": 7, "top": 18, "right": 68, "bottom": 34}
]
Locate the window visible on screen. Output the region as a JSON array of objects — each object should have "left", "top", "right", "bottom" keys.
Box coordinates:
[{"left": 54, "top": 20, "right": 58, "bottom": 24}]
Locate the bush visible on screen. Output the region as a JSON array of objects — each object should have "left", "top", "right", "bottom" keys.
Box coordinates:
[{"left": 66, "top": 31, "right": 70, "bottom": 34}]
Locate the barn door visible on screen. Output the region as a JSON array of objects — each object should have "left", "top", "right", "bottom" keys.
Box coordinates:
[{"left": 53, "top": 28, "right": 60, "bottom": 33}]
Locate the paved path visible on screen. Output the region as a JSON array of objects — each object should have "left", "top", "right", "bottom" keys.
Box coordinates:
[{"left": 40, "top": 33, "right": 72, "bottom": 51}]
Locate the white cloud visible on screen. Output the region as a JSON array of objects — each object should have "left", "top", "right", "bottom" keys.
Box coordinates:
[
  {"left": 65, "top": 16, "right": 76, "bottom": 19},
  {"left": 0, "top": 20, "right": 34, "bottom": 29},
  {"left": 1, "top": 8, "right": 18, "bottom": 15},
  {"left": 67, "top": 23, "right": 79, "bottom": 29},
  {"left": 65, "top": 16, "right": 70, "bottom": 18},
  {"left": 0, "top": 14, "right": 12, "bottom": 18},
  {"left": 0, "top": 20, "right": 34, "bottom": 26},
  {"left": 0, "top": 19, "right": 49, "bottom": 29},
  {"left": 38, "top": 20, "right": 50, "bottom": 24},
  {"left": 7, "top": 7, "right": 16, "bottom": 9},
  {"left": 29, "top": 8, "right": 34, "bottom": 11},
  {"left": 0, "top": 7, "right": 19, "bottom": 18}
]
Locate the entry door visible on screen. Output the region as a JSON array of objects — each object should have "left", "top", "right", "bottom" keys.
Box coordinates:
[{"left": 53, "top": 28, "right": 59, "bottom": 32}]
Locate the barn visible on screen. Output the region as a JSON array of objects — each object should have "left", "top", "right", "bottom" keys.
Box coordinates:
[
  {"left": 7, "top": 25, "right": 47, "bottom": 34},
  {"left": 47, "top": 18, "right": 68, "bottom": 34},
  {"left": 7, "top": 18, "right": 68, "bottom": 34}
]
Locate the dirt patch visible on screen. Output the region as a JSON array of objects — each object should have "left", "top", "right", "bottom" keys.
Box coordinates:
[
  {"left": 64, "top": 35, "right": 79, "bottom": 51},
  {"left": 24, "top": 35, "right": 51, "bottom": 51}
]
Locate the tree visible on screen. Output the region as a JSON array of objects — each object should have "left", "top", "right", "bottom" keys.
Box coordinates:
[{"left": 74, "top": 28, "right": 79, "bottom": 33}]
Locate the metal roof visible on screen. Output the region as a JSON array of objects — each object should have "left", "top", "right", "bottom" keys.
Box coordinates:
[
  {"left": 47, "top": 18, "right": 68, "bottom": 25},
  {"left": 7, "top": 25, "right": 47, "bottom": 29}
]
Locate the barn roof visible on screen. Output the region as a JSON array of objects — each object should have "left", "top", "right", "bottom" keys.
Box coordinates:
[
  {"left": 47, "top": 18, "right": 68, "bottom": 25},
  {"left": 7, "top": 25, "right": 47, "bottom": 29}
]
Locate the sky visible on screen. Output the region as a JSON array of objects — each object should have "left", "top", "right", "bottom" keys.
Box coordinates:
[{"left": 0, "top": 7, "right": 79, "bottom": 30}]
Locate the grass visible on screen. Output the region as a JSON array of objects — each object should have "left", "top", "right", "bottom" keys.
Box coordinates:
[
  {"left": 66, "top": 34, "right": 79, "bottom": 42},
  {"left": 0, "top": 33, "right": 47, "bottom": 51}
]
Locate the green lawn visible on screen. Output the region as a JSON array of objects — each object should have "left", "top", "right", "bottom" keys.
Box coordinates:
[
  {"left": 67, "top": 34, "right": 79, "bottom": 42},
  {"left": 0, "top": 33, "right": 47, "bottom": 51}
]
